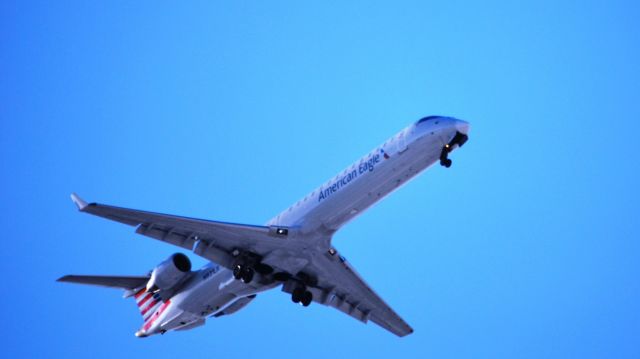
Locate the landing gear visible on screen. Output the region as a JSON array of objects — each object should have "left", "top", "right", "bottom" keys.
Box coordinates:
[
  {"left": 301, "top": 291, "right": 312, "bottom": 307},
  {"left": 232, "top": 252, "right": 268, "bottom": 284},
  {"left": 233, "top": 264, "right": 255, "bottom": 283},
  {"left": 440, "top": 146, "right": 453, "bottom": 168},
  {"left": 440, "top": 131, "right": 469, "bottom": 168},
  {"left": 241, "top": 267, "right": 254, "bottom": 283},
  {"left": 291, "top": 287, "right": 303, "bottom": 303},
  {"left": 291, "top": 287, "right": 313, "bottom": 307},
  {"left": 233, "top": 264, "right": 242, "bottom": 280}
]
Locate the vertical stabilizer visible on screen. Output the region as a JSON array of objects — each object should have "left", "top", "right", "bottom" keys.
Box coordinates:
[
  {"left": 132, "top": 288, "right": 173, "bottom": 337},
  {"left": 133, "top": 288, "right": 166, "bottom": 322}
]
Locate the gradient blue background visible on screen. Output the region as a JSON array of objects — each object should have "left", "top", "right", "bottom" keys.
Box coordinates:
[{"left": 2, "top": 1, "right": 639, "bottom": 358}]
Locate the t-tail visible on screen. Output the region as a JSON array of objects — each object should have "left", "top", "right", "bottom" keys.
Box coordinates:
[{"left": 58, "top": 252, "right": 191, "bottom": 338}]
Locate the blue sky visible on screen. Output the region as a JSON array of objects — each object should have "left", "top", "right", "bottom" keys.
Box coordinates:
[{"left": 2, "top": 1, "right": 639, "bottom": 358}]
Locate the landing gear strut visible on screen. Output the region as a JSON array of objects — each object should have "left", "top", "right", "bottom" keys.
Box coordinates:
[
  {"left": 440, "top": 147, "right": 452, "bottom": 168},
  {"left": 291, "top": 286, "right": 313, "bottom": 307}
]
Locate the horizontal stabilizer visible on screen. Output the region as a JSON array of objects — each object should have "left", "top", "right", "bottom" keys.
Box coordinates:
[{"left": 57, "top": 275, "right": 149, "bottom": 290}]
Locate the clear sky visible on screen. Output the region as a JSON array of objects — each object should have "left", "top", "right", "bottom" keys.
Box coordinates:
[{"left": 2, "top": 1, "right": 639, "bottom": 358}]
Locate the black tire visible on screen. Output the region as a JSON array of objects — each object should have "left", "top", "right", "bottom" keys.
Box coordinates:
[
  {"left": 443, "top": 159, "right": 452, "bottom": 168},
  {"left": 301, "top": 291, "right": 313, "bottom": 307},
  {"left": 233, "top": 264, "right": 243, "bottom": 280},
  {"left": 241, "top": 267, "right": 254, "bottom": 283},
  {"left": 292, "top": 287, "right": 304, "bottom": 303}
]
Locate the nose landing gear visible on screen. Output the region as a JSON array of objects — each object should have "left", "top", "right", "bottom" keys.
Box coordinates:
[
  {"left": 440, "top": 131, "right": 469, "bottom": 168},
  {"left": 440, "top": 146, "right": 453, "bottom": 168}
]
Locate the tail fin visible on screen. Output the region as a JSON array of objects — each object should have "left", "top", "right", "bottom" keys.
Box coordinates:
[
  {"left": 58, "top": 274, "right": 171, "bottom": 336},
  {"left": 133, "top": 289, "right": 167, "bottom": 322}
]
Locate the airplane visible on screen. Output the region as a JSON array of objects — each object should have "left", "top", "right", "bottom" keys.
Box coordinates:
[{"left": 58, "top": 116, "right": 470, "bottom": 338}]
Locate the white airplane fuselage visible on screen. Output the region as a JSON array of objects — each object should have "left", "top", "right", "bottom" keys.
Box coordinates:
[{"left": 136, "top": 117, "right": 469, "bottom": 337}]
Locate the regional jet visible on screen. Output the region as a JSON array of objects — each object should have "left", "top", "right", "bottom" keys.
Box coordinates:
[{"left": 58, "top": 116, "right": 470, "bottom": 337}]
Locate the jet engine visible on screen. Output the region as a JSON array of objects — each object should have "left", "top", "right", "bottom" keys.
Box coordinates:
[{"left": 146, "top": 253, "right": 192, "bottom": 292}]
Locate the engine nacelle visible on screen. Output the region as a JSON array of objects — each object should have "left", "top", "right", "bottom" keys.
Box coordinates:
[{"left": 146, "top": 253, "right": 192, "bottom": 292}]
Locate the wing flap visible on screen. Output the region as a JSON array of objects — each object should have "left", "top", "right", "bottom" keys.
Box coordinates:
[{"left": 323, "top": 292, "right": 371, "bottom": 323}]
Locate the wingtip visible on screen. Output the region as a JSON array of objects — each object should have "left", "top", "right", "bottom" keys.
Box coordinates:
[{"left": 70, "top": 193, "right": 88, "bottom": 210}]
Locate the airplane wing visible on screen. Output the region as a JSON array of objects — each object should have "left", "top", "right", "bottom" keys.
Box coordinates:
[
  {"left": 292, "top": 249, "right": 414, "bottom": 337},
  {"left": 58, "top": 275, "right": 149, "bottom": 289},
  {"left": 69, "top": 193, "right": 299, "bottom": 269},
  {"left": 69, "top": 194, "right": 412, "bottom": 336}
]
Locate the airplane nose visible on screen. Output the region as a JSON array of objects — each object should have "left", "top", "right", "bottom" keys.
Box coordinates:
[{"left": 454, "top": 119, "right": 470, "bottom": 135}]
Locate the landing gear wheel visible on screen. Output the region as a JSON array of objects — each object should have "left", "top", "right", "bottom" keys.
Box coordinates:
[
  {"left": 233, "top": 264, "right": 243, "bottom": 280},
  {"left": 292, "top": 287, "right": 305, "bottom": 303},
  {"left": 241, "top": 267, "right": 254, "bottom": 283},
  {"left": 301, "top": 291, "right": 313, "bottom": 307},
  {"left": 440, "top": 146, "right": 452, "bottom": 168}
]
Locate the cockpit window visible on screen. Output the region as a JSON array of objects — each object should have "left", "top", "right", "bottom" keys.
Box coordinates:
[{"left": 416, "top": 116, "right": 441, "bottom": 124}]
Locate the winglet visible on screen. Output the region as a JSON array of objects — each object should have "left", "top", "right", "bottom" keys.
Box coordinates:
[{"left": 70, "top": 193, "right": 89, "bottom": 210}]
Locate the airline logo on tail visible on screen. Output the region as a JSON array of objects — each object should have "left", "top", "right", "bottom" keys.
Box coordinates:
[{"left": 134, "top": 289, "right": 172, "bottom": 331}]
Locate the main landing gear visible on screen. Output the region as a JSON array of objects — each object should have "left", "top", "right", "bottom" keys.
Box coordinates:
[
  {"left": 232, "top": 256, "right": 273, "bottom": 284},
  {"left": 440, "top": 131, "right": 469, "bottom": 168},
  {"left": 291, "top": 286, "right": 313, "bottom": 307},
  {"left": 233, "top": 264, "right": 254, "bottom": 283}
]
